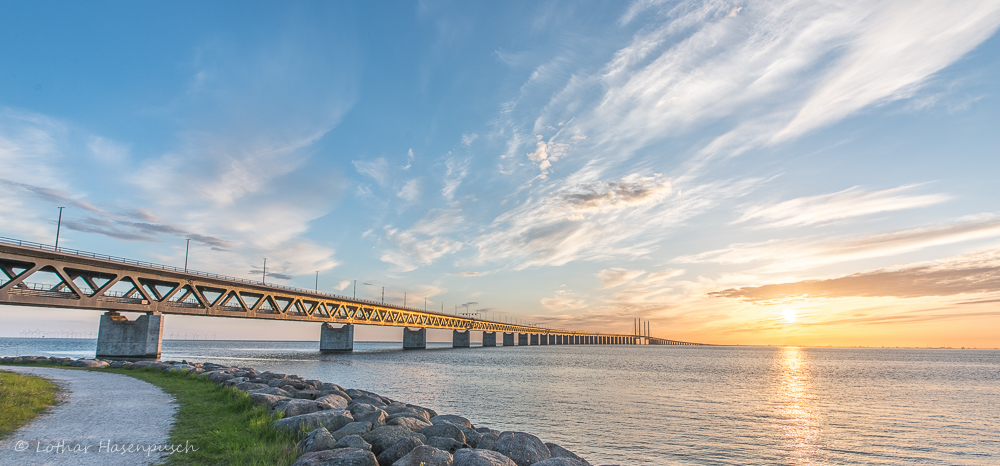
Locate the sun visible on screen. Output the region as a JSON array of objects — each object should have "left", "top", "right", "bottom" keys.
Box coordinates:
[{"left": 783, "top": 308, "right": 797, "bottom": 323}]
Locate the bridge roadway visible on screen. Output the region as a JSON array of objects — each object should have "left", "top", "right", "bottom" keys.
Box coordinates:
[{"left": 0, "top": 237, "right": 703, "bottom": 358}]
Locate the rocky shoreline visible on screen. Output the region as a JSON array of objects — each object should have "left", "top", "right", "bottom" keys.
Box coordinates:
[{"left": 1, "top": 356, "right": 601, "bottom": 466}]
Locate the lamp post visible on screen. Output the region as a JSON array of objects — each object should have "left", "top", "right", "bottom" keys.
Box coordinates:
[
  {"left": 353, "top": 280, "right": 357, "bottom": 299},
  {"left": 262, "top": 258, "right": 267, "bottom": 285},
  {"left": 315, "top": 271, "right": 319, "bottom": 292},
  {"left": 184, "top": 239, "right": 191, "bottom": 272},
  {"left": 54, "top": 206, "right": 65, "bottom": 251}
]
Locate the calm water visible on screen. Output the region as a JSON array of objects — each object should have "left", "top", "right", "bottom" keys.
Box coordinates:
[{"left": 2, "top": 338, "right": 998, "bottom": 465}]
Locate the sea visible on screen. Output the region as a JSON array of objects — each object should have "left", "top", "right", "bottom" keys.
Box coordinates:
[{"left": 1, "top": 338, "right": 998, "bottom": 465}]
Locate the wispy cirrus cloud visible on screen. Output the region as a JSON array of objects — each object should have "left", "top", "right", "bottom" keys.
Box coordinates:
[
  {"left": 709, "top": 248, "right": 1000, "bottom": 302},
  {"left": 734, "top": 184, "right": 950, "bottom": 229},
  {"left": 676, "top": 215, "right": 1000, "bottom": 272}
]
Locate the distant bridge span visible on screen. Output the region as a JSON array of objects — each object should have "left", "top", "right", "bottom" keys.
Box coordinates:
[{"left": 0, "top": 237, "right": 704, "bottom": 357}]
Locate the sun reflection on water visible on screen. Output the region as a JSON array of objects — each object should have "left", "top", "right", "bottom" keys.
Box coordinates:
[{"left": 773, "top": 346, "right": 821, "bottom": 463}]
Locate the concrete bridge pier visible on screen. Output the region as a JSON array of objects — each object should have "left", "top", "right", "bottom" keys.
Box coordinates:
[
  {"left": 320, "top": 323, "right": 354, "bottom": 353},
  {"left": 403, "top": 327, "right": 426, "bottom": 349},
  {"left": 453, "top": 330, "right": 471, "bottom": 348},
  {"left": 530, "top": 334, "right": 539, "bottom": 345},
  {"left": 503, "top": 333, "right": 515, "bottom": 346},
  {"left": 540, "top": 334, "right": 549, "bottom": 345},
  {"left": 96, "top": 311, "right": 163, "bottom": 360},
  {"left": 549, "top": 335, "right": 556, "bottom": 345},
  {"left": 482, "top": 331, "right": 497, "bottom": 347},
  {"left": 518, "top": 333, "right": 529, "bottom": 345}
]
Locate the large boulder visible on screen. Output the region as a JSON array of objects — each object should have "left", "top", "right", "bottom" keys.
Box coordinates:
[
  {"left": 292, "top": 448, "right": 377, "bottom": 466},
  {"left": 384, "top": 407, "right": 432, "bottom": 422},
  {"left": 362, "top": 425, "right": 425, "bottom": 455},
  {"left": 206, "top": 371, "right": 234, "bottom": 383},
  {"left": 430, "top": 415, "right": 472, "bottom": 429},
  {"left": 543, "top": 443, "right": 589, "bottom": 465},
  {"left": 334, "top": 435, "right": 372, "bottom": 451},
  {"left": 276, "top": 409, "right": 354, "bottom": 434},
  {"left": 349, "top": 404, "right": 387, "bottom": 426},
  {"left": 393, "top": 445, "right": 453, "bottom": 466},
  {"left": 249, "top": 386, "right": 293, "bottom": 397},
  {"left": 249, "top": 393, "right": 288, "bottom": 406},
  {"left": 458, "top": 426, "right": 482, "bottom": 448},
  {"left": 426, "top": 437, "right": 468, "bottom": 453},
  {"left": 317, "top": 394, "right": 350, "bottom": 410},
  {"left": 477, "top": 432, "right": 499, "bottom": 451},
  {"left": 295, "top": 389, "right": 321, "bottom": 400},
  {"left": 272, "top": 399, "right": 328, "bottom": 418},
  {"left": 528, "top": 459, "right": 588, "bottom": 466},
  {"left": 71, "top": 359, "right": 109, "bottom": 368},
  {"left": 374, "top": 436, "right": 423, "bottom": 466},
  {"left": 350, "top": 395, "right": 387, "bottom": 408},
  {"left": 422, "top": 423, "right": 466, "bottom": 444},
  {"left": 332, "top": 422, "right": 373, "bottom": 440},
  {"left": 493, "top": 432, "right": 550, "bottom": 466},
  {"left": 236, "top": 382, "right": 269, "bottom": 391},
  {"left": 298, "top": 428, "right": 338, "bottom": 453},
  {"left": 387, "top": 416, "right": 431, "bottom": 432},
  {"left": 453, "top": 449, "right": 517, "bottom": 466}
]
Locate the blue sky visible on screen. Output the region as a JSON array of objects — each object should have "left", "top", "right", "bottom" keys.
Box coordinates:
[{"left": 2, "top": 1, "right": 999, "bottom": 346}]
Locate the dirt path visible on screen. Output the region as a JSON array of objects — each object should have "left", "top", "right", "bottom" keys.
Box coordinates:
[{"left": 0, "top": 366, "right": 178, "bottom": 465}]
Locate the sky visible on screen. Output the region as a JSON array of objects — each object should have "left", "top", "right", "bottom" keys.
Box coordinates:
[{"left": 1, "top": 0, "right": 999, "bottom": 347}]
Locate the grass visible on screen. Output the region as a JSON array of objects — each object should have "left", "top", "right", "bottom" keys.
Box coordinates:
[
  {"left": 0, "top": 363, "right": 300, "bottom": 466},
  {"left": 0, "top": 370, "right": 60, "bottom": 439}
]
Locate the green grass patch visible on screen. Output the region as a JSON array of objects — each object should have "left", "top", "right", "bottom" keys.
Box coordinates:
[
  {"left": 0, "top": 370, "right": 60, "bottom": 439},
  {"left": 0, "top": 363, "right": 300, "bottom": 465}
]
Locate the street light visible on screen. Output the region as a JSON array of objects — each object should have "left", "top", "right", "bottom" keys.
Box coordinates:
[
  {"left": 54, "top": 206, "right": 65, "bottom": 250},
  {"left": 184, "top": 239, "right": 191, "bottom": 272},
  {"left": 262, "top": 258, "right": 267, "bottom": 285}
]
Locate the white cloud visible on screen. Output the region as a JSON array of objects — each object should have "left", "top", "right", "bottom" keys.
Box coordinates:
[
  {"left": 353, "top": 158, "right": 389, "bottom": 186},
  {"left": 676, "top": 215, "right": 1000, "bottom": 272},
  {"left": 397, "top": 179, "right": 421, "bottom": 203},
  {"left": 442, "top": 155, "right": 469, "bottom": 200},
  {"left": 735, "top": 185, "right": 950, "bottom": 229},
  {"left": 597, "top": 268, "right": 646, "bottom": 288},
  {"left": 461, "top": 133, "right": 478, "bottom": 146}
]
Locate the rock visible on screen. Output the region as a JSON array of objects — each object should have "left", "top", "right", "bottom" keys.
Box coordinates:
[
  {"left": 453, "top": 449, "right": 517, "bottom": 466},
  {"left": 71, "top": 359, "right": 109, "bottom": 368},
  {"left": 384, "top": 406, "right": 432, "bottom": 422},
  {"left": 431, "top": 415, "right": 473, "bottom": 429},
  {"left": 296, "top": 389, "right": 321, "bottom": 400},
  {"left": 493, "top": 432, "right": 550, "bottom": 466},
  {"left": 236, "top": 381, "right": 269, "bottom": 391},
  {"left": 422, "top": 423, "right": 466, "bottom": 444},
  {"left": 543, "top": 443, "right": 589, "bottom": 465},
  {"left": 528, "top": 459, "right": 588, "bottom": 466},
  {"left": 292, "top": 448, "right": 378, "bottom": 466},
  {"left": 477, "top": 433, "right": 499, "bottom": 451},
  {"left": 270, "top": 377, "right": 307, "bottom": 389},
  {"left": 426, "top": 437, "right": 468, "bottom": 453},
  {"left": 393, "top": 445, "right": 453, "bottom": 466},
  {"left": 249, "top": 386, "right": 293, "bottom": 397},
  {"left": 249, "top": 393, "right": 288, "bottom": 406},
  {"left": 349, "top": 395, "right": 387, "bottom": 408},
  {"left": 349, "top": 404, "right": 387, "bottom": 426},
  {"left": 271, "top": 399, "right": 329, "bottom": 417},
  {"left": 276, "top": 409, "right": 354, "bottom": 434},
  {"left": 458, "top": 426, "right": 482, "bottom": 448},
  {"left": 362, "top": 425, "right": 425, "bottom": 455},
  {"left": 108, "top": 360, "right": 130, "bottom": 369},
  {"left": 375, "top": 436, "right": 423, "bottom": 466},
  {"left": 221, "top": 376, "right": 247, "bottom": 386},
  {"left": 387, "top": 416, "right": 432, "bottom": 432},
  {"left": 260, "top": 371, "right": 288, "bottom": 380},
  {"left": 298, "top": 428, "right": 338, "bottom": 453},
  {"left": 335, "top": 435, "right": 372, "bottom": 451},
  {"left": 317, "top": 394, "right": 350, "bottom": 410},
  {"left": 332, "top": 422, "right": 373, "bottom": 440}
]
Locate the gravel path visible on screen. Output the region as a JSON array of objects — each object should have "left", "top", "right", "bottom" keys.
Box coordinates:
[{"left": 0, "top": 366, "right": 178, "bottom": 466}]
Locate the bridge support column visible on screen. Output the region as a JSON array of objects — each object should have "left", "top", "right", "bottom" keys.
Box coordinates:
[
  {"left": 403, "top": 328, "right": 426, "bottom": 349},
  {"left": 453, "top": 330, "right": 470, "bottom": 348},
  {"left": 550, "top": 335, "right": 557, "bottom": 345},
  {"left": 96, "top": 311, "right": 163, "bottom": 360},
  {"left": 530, "top": 334, "right": 539, "bottom": 345},
  {"left": 503, "top": 333, "right": 515, "bottom": 346},
  {"left": 518, "top": 333, "right": 529, "bottom": 345},
  {"left": 482, "top": 331, "right": 497, "bottom": 347},
  {"left": 320, "top": 323, "right": 354, "bottom": 353},
  {"left": 540, "top": 334, "right": 549, "bottom": 345}
]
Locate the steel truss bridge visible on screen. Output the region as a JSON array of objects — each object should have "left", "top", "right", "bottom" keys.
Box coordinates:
[{"left": 0, "top": 237, "right": 703, "bottom": 346}]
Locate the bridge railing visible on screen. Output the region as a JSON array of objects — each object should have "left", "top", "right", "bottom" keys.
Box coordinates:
[{"left": 0, "top": 236, "right": 541, "bottom": 325}]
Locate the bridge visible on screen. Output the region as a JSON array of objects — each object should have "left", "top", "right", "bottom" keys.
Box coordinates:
[{"left": 0, "top": 237, "right": 704, "bottom": 359}]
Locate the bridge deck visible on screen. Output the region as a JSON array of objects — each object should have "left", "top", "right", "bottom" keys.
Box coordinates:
[{"left": 0, "top": 237, "right": 703, "bottom": 345}]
